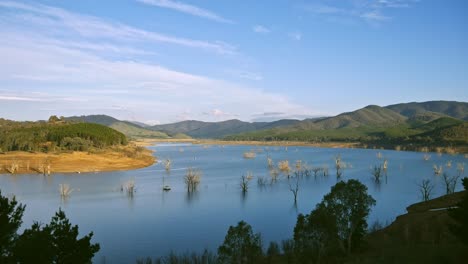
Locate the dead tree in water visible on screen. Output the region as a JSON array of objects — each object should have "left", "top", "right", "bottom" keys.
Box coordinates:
[
  {"left": 184, "top": 168, "right": 201, "bottom": 193},
  {"left": 288, "top": 176, "right": 300, "bottom": 204},
  {"left": 240, "top": 175, "right": 249, "bottom": 193}
]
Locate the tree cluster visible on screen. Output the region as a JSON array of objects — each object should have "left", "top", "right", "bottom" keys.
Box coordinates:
[
  {"left": 0, "top": 120, "right": 127, "bottom": 152},
  {"left": 0, "top": 190, "right": 100, "bottom": 263}
]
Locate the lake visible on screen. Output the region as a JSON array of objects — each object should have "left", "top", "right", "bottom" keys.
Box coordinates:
[{"left": 0, "top": 144, "right": 465, "bottom": 263}]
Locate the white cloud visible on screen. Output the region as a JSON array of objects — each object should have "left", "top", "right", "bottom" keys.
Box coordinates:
[
  {"left": 301, "top": 0, "right": 417, "bottom": 24},
  {"left": 360, "top": 11, "right": 390, "bottom": 21},
  {"left": 0, "top": 1, "right": 317, "bottom": 123},
  {"left": 136, "top": 0, "right": 233, "bottom": 24},
  {"left": 0, "top": 1, "right": 236, "bottom": 55},
  {"left": 0, "top": 96, "right": 44, "bottom": 102},
  {"left": 252, "top": 25, "right": 271, "bottom": 34}
]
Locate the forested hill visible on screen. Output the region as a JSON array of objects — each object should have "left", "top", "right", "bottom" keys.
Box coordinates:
[
  {"left": 0, "top": 118, "right": 127, "bottom": 152},
  {"left": 149, "top": 119, "right": 303, "bottom": 139},
  {"left": 65, "top": 115, "right": 179, "bottom": 139}
]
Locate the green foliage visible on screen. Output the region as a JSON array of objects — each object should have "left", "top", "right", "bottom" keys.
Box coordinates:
[
  {"left": 218, "top": 221, "right": 263, "bottom": 264},
  {"left": 0, "top": 120, "right": 127, "bottom": 152},
  {"left": 293, "top": 180, "right": 376, "bottom": 262},
  {"left": 449, "top": 177, "right": 468, "bottom": 244},
  {"left": 0, "top": 190, "right": 99, "bottom": 263},
  {"left": 0, "top": 190, "right": 26, "bottom": 262},
  {"left": 294, "top": 206, "right": 339, "bottom": 263}
]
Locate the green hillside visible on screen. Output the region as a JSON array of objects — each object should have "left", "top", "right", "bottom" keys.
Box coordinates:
[
  {"left": 108, "top": 122, "right": 170, "bottom": 139},
  {"left": 0, "top": 120, "right": 127, "bottom": 152},
  {"left": 149, "top": 119, "right": 301, "bottom": 139},
  {"left": 313, "top": 105, "right": 407, "bottom": 129},
  {"left": 65, "top": 115, "right": 179, "bottom": 139},
  {"left": 386, "top": 101, "right": 468, "bottom": 120}
]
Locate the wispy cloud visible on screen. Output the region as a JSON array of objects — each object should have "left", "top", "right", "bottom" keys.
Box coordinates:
[
  {"left": 0, "top": 2, "right": 315, "bottom": 123},
  {"left": 0, "top": 1, "right": 236, "bottom": 55},
  {"left": 136, "top": 0, "right": 234, "bottom": 24},
  {"left": 252, "top": 25, "right": 271, "bottom": 34},
  {"left": 302, "top": 0, "right": 417, "bottom": 24},
  {"left": 0, "top": 96, "right": 44, "bottom": 102}
]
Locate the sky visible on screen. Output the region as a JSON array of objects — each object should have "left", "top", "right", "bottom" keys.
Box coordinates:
[{"left": 0, "top": 0, "right": 467, "bottom": 124}]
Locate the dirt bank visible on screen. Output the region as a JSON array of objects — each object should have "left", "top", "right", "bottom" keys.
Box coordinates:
[{"left": 0, "top": 145, "right": 155, "bottom": 174}]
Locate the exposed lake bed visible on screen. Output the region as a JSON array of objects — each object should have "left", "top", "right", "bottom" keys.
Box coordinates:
[{"left": 1, "top": 143, "right": 466, "bottom": 263}]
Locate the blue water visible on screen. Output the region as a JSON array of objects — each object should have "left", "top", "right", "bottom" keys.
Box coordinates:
[{"left": 0, "top": 144, "right": 465, "bottom": 263}]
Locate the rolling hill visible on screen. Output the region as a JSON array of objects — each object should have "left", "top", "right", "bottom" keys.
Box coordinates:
[
  {"left": 386, "top": 101, "right": 468, "bottom": 120},
  {"left": 223, "top": 101, "right": 468, "bottom": 150},
  {"left": 65, "top": 115, "right": 175, "bottom": 139},
  {"left": 149, "top": 119, "right": 302, "bottom": 139}
]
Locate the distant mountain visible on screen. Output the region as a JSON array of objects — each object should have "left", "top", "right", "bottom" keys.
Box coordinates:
[
  {"left": 65, "top": 115, "right": 176, "bottom": 139},
  {"left": 386, "top": 101, "right": 468, "bottom": 120},
  {"left": 149, "top": 119, "right": 302, "bottom": 138},
  {"left": 312, "top": 105, "right": 408, "bottom": 129},
  {"left": 127, "top": 120, "right": 150, "bottom": 128},
  {"left": 224, "top": 101, "right": 468, "bottom": 150}
]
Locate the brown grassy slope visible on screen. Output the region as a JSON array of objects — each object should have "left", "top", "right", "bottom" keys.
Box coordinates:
[
  {"left": 0, "top": 144, "right": 155, "bottom": 174},
  {"left": 354, "top": 191, "right": 468, "bottom": 264}
]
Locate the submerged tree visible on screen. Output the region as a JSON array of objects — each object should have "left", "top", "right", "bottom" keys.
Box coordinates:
[
  {"left": 240, "top": 175, "right": 249, "bottom": 193},
  {"left": 335, "top": 155, "right": 343, "bottom": 178},
  {"left": 218, "top": 221, "right": 263, "bottom": 264},
  {"left": 288, "top": 176, "right": 300, "bottom": 204},
  {"left": 184, "top": 168, "right": 201, "bottom": 193}
]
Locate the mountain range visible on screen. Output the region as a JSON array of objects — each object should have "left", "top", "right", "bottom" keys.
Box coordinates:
[{"left": 64, "top": 101, "right": 467, "bottom": 146}]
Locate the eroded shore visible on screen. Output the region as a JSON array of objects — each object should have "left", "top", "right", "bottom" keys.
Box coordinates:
[{"left": 0, "top": 144, "right": 155, "bottom": 174}]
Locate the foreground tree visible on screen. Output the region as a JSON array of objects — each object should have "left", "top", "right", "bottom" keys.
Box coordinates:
[
  {"left": 0, "top": 190, "right": 99, "bottom": 263},
  {"left": 449, "top": 177, "right": 468, "bottom": 244},
  {"left": 321, "top": 180, "right": 376, "bottom": 254},
  {"left": 294, "top": 206, "right": 339, "bottom": 263},
  {"left": 0, "top": 190, "right": 25, "bottom": 262},
  {"left": 218, "top": 221, "right": 263, "bottom": 264},
  {"left": 12, "top": 209, "right": 100, "bottom": 264},
  {"left": 294, "top": 179, "right": 376, "bottom": 261}
]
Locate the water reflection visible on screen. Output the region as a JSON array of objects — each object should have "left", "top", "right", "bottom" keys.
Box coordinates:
[{"left": 185, "top": 190, "right": 199, "bottom": 204}]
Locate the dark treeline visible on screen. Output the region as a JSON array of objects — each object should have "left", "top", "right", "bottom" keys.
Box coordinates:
[
  {"left": 0, "top": 190, "right": 100, "bottom": 263},
  {"left": 0, "top": 117, "right": 127, "bottom": 152}
]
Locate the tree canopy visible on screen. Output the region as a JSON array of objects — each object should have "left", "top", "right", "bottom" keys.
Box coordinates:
[
  {"left": 294, "top": 179, "right": 376, "bottom": 262},
  {"left": 218, "top": 221, "right": 263, "bottom": 264},
  {"left": 0, "top": 120, "right": 127, "bottom": 152},
  {"left": 0, "top": 190, "right": 100, "bottom": 263}
]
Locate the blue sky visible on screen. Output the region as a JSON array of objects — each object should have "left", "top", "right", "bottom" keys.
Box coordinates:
[{"left": 0, "top": 0, "right": 467, "bottom": 124}]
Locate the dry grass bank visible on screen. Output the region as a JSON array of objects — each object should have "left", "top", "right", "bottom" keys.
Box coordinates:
[
  {"left": 359, "top": 191, "right": 468, "bottom": 263},
  {"left": 0, "top": 144, "right": 155, "bottom": 174}
]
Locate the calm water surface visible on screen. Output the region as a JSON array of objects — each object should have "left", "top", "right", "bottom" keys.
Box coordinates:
[{"left": 0, "top": 144, "right": 465, "bottom": 263}]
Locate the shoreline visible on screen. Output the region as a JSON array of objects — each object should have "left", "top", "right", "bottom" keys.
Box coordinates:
[
  {"left": 135, "top": 138, "right": 467, "bottom": 155},
  {"left": 134, "top": 138, "right": 359, "bottom": 149},
  {"left": 0, "top": 144, "right": 155, "bottom": 175}
]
